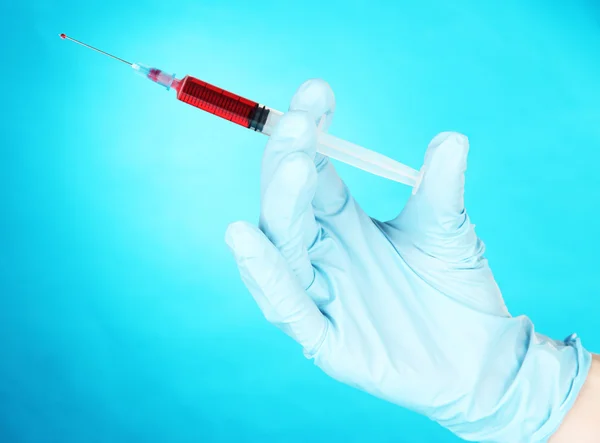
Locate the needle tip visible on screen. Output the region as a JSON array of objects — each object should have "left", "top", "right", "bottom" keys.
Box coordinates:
[{"left": 59, "top": 33, "right": 66, "bottom": 39}]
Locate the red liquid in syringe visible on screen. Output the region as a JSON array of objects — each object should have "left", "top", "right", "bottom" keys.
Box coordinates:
[{"left": 144, "top": 66, "right": 272, "bottom": 132}]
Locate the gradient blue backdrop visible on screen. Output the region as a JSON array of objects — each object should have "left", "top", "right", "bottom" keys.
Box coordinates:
[{"left": 1, "top": 1, "right": 599, "bottom": 442}]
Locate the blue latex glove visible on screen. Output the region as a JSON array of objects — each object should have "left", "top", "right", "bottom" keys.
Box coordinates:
[{"left": 225, "top": 79, "right": 592, "bottom": 443}]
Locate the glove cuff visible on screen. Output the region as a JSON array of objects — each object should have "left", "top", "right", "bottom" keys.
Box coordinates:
[
  {"left": 530, "top": 333, "right": 592, "bottom": 442},
  {"left": 443, "top": 326, "right": 592, "bottom": 443}
]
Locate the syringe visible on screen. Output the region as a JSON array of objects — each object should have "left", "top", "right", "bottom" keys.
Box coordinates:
[{"left": 59, "top": 34, "right": 421, "bottom": 187}]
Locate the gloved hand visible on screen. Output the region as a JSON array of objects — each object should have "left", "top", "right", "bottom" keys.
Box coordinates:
[{"left": 225, "top": 79, "right": 591, "bottom": 443}]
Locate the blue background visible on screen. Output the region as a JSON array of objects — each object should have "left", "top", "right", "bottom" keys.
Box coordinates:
[{"left": 1, "top": 0, "right": 599, "bottom": 441}]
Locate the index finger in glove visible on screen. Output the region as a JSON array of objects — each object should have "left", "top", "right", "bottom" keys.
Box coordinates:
[
  {"left": 259, "top": 111, "right": 320, "bottom": 290},
  {"left": 289, "top": 79, "right": 350, "bottom": 217}
]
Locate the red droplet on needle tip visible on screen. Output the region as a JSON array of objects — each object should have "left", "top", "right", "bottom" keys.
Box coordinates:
[{"left": 60, "top": 33, "right": 66, "bottom": 39}]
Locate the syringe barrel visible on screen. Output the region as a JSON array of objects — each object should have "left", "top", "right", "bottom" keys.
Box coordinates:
[
  {"left": 175, "top": 75, "right": 275, "bottom": 132},
  {"left": 171, "top": 75, "right": 419, "bottom": 186}
]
